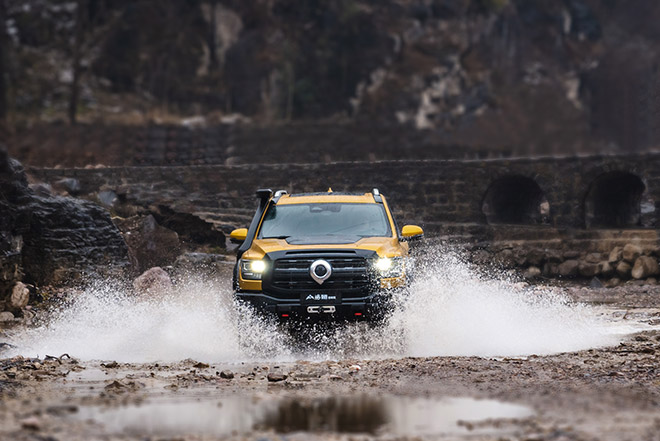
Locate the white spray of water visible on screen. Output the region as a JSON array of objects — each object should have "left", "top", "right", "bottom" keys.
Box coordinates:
[
  {"left": 4, "top": 249, "right": 653, "bottom": 362},
  {"left": 389, "top": 252, "right": 628, "bottom": 357}
]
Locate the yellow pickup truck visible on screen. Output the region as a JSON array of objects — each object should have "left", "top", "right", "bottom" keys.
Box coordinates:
[{"left": 230, "top": 189, "right": 423, "bottom": 322}]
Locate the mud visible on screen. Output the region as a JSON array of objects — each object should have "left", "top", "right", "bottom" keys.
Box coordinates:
[{"left": 0, "top": 283, "right": 658, "bottom": 441}]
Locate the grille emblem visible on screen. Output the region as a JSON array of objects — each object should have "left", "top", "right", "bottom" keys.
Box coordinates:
[{"left": 310, "top": 259, "right": 332, "bottom": 285}]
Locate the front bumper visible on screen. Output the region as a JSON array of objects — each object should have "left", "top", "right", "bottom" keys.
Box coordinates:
[{"left": 234, "top": 290, "right": 395, "bottom": 321}]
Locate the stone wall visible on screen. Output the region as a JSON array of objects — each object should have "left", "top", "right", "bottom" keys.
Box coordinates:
[{"left": 8, "top": 122, "right": 509, "bottom": 168}]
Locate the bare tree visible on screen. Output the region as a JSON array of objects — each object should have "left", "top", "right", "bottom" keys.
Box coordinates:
[{"left": 68, "top": 0, "right": 87, "bottom": 125}]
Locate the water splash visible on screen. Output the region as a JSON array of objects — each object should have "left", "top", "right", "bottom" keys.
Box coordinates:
[{"left": 4, "top": 248, "right": 652, "bottom": 362}]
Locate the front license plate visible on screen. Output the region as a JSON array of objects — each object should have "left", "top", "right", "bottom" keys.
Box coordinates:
[{"left": 301, "top": 292, "right": 341, "bottom": 304}]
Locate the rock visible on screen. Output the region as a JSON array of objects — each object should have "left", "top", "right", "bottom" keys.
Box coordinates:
[
  {"left": 0, "top": 311, "right": 15, "bottom": 321},
  {"left": 526, "top": 249, "right": 546, "bottom": 266},
  {"left": 104, "top": 380, "right": 126, "bottom": 390},
  {"left": 9, "top": 282, "right": 29, "bottom": 310},
  {"left": 174, "top": 253, "right": 232, "bottom": 276},
  {"left": 631, "top": 256, "right": 659, "bottom": 279},
  {"left": 133, "top": 267, "right": 173, "bottom": 295},
  {"left": 608, "top": 247, "right": 622, "bottom": 263},
  {"left": 192, "top": 362, "right": 209, "bottom": 369},
  {"left": 563, "top": 250, "right": 580, "bottom": 259},
  {"left": 589, "top": 277, "right": 603, "bottom": 288},
  {"left": 114, "top": 215, "right": 181, "bottom": 272},
  {"left": 545, "top": 250, "right": 563, "bottom": 263},
  {"left": 524, "top": 266, "right": 542, "bottom": 279},
  {"left": 470, "top": 249, "right": 491, "bottom": 265},
  {"left": 558, "top": 260, "right": 579, "bottom": 277},
  {"left": 267, "top": 372, "right": 287, "bottom": 382},
  {"left": 584, "top": 253, "right": 602, "bottom": 264},
  {"left": 647, "top": 277, "right": 657, "bottom": 285},
  {"left": 494, "top": 249, "right": 515, "bottom": 268},
  {"left": 220, "top": 370, "right": 234, "bottom": 379},
  {"left": 29, "top": 182, "right": 53, "bottom": 197},
  {"left": 606, "top": 277, "right": 622, "bottom": 287},
  {"left": 53, "top": 177, "right": 81, "bottom": 195},
  {"left": 543, "top": 262, "right": 559, "bottom": 276},
  {"left": 150, "top": 205, "right": 225, "bottom": 247},
  {"left": 622, "top": 244, "right": 642, "bottom": 263},
  {"left": 616, "top": 261, "right": 632, "bottom": 278},
  {"left": 1, "top": 149, "right": 130, "bottom": 290},
  {"left": 19, "top": 416, "right": 41, "bottom": 431},
  {"left": 599, "top": 261, "right": 614, "bottom": 278},
  {"left": 578, "top": 261, "right": 600, "bottom": 277},
  {"left": 101, "top": 361, "right": 119, "bottom": 369},
  {"left": 97, "top": 190, "right": 118, "bottom": 208}
]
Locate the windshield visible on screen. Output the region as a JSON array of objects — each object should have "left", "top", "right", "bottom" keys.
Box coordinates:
[{"left": 258, "top": 203, "right": 392, "bottom": 240}]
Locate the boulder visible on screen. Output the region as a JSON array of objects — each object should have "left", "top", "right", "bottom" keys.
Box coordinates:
[
  {"left": 133, "top": 267, "right": 173, "bottom": 295},
  {"left": 0, "top": 311, "right": 15, "bottom": 322},
  {"left": 589, "top": 277, "right": 603, "bottom": 288},
  {"left": 494, "top": 249, "right": 515, "bottom": 268},
  {"left": 545, "top": 250, "right": 563, "bottom": 263},
  {"left": 151, "top": 205, "right": 225, "bottom": 247},
  {"left": 9, "top": 282, "right": 29, "bottom": 310},
  {"left": 578, "top": 262, "right": 600, "bottom": 278},
  {"left": 584, "top": 253, "right": 602, "bottom": 264},
  {"left": 616, "top": 261, "right": 632, "bottom": 278},
  {"left": 622, "top": 244, "right": 642, "bottom": 263},
  {"left": 526, "top": 249, "right": 546, "bottom": 266},
  {"left": 598, "top": 261, "right": 614, "bottom": 278},
  {"left": 631, "top": 256, "right": 660, "bottom": 280},
  {"left": 53, "top": 177, "right": 82, "bottom": 195},
  {"left": 608, "top": 246, "right": 622, "bottom": 263},
  {"left": 543, "top": 262, "right": 559, "bottom": 276},
  {"left": 558, "top": 260, "right": 579, "bottom": 277},
  {"left": 524, "top": 266, "right": 542, "bottom": 279},
  {"left": 114, "top": 215, "right": 181, "bottom": 272},
  {"left": 606, "top": 277, "right": 622, "bottom": 287}
]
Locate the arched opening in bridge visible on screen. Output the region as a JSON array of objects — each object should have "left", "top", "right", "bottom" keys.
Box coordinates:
[
  {"left": 585, "top": 172, "right": 646, "bottom": 228},
  {"left": 482, "top": 176, "right": 549, "bottom": 225}
]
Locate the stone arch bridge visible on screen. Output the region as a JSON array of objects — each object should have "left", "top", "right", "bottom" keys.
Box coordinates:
[{"left": 30, "top": 152, "right": 660, "bottom": 235}]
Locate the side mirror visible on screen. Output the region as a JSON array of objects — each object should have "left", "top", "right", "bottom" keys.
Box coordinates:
[
  {"left": 401, "top": 225, "right": 424, "bottom": 241},
  {"left": 230, "top": 228, "right": 248, "bottom": 244}
]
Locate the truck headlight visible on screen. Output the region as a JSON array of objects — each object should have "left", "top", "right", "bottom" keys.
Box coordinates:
[
  {"left": 240, "top": 259, "right": 267, "bottom": 280},
  {"left": 373, "top": 257, "right": 404, "bottom": 278}
]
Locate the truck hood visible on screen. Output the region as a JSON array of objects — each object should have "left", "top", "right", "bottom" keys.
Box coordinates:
[{"left": 242, "top": 237, "right": 406, "bottom": 260}]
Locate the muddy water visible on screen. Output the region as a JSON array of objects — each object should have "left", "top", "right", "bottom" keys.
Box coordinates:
[
  {"left": 72, "top": 395, "right": 534, "bottom": 437},
  {"left": 4, "top": 250, "right": 657, "bottom": 363}
]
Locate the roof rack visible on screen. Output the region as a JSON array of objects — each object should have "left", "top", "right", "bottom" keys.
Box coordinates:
[{"left": 372, "top": 188, "right": 383, "bottom": 203}]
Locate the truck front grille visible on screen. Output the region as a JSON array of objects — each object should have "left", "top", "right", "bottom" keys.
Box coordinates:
[{"left": 266, "top": 255, "right": 373, "bottom": 298}]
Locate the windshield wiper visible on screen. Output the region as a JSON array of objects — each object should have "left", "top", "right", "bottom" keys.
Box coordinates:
[{"left": 262, "top": 235, "right": 291, "bottom": 239}]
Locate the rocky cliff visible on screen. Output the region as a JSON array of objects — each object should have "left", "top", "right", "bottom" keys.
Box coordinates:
[{"left": 4, "top": 0, "right": 660, "bottom": 159}]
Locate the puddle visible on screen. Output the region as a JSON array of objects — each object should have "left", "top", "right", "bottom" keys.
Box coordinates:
[{"left": 74, "top": 394, "right": 534, "bottom": 437}]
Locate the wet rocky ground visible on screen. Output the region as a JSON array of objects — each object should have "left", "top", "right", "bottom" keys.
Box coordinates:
[{"left": 1, "top": 284, "right": 659, "bottom": 441}]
